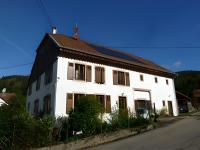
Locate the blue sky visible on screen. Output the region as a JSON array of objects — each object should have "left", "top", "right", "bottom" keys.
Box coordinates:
[{"left": 0, "top": 0, "right": 200, "bottom": 77}]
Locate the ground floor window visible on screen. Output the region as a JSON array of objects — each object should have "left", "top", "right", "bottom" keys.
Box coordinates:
[
  {"left": 135, "top": 100, "right": 151, "bottom": 117},
  {"left": 43, "top": 95, "right": 51, "bottom": 114},
  {"left": 66, "top": 93, "right": 111, "bottom": 114},
  {"left": 34, "top": 99, "right": 39, "bottom": 115}
]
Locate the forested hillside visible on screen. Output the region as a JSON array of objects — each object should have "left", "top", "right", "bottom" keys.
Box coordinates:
[
  {"left": 0, "top": 75, "right": 29, "bottom": 96},
  {"left": 175, "top": 71, "right": 200, "bottom": 97}
]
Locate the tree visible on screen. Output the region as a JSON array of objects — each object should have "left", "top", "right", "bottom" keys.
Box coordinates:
[{"left": 68, "top": 96, "right": 102, "bottom": 137}]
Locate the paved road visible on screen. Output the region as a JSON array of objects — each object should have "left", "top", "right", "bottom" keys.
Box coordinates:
[{"left": 88, "top": 112, "right": 200, "bottom": 150}]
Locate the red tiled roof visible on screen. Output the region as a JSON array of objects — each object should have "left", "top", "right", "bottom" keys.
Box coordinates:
[{"left": 0, "top": 93, "right": 16, "bottom": 103}]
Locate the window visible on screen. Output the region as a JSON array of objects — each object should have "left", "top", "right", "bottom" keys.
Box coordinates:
[
  {"left": 66, "top": 93, "right": 73, "bottom": 113},
  {"left": 67, "top": 63, "right": 74, "bottom": 80},
  {"left": 96, "top": 95, "right": 105, "bottom": 108},
  {"left": 86, "top": 66, "right": 92, "bottom": 82},
  {"left": 119, "top": 96, "right": 127, "bottom": 111},
  {"left": 95, "top": 67, "right": 105, "bottom": 84},
  {"left": 27, "top": 102, "right": 30, "bottom": 112},
  {"left": 43, "top": 95, "right": 51, "bottom": 114},
  {"left": 155, "top": 77, "right": 158, "bottom": 83},
  {"left": 105, "top": 95, "right": 111, "bottom": 113},
  {"left": 118, "top": 71, "right": 125, "bottom": 85},
  {"left": 75, "top": 64, "right": 85, "bottom": 80},
  {"left": 166, "top": 79, "right": 169, "bottom": 85},
  {"left": 34, "top": 99, "right": 39, "bottom": 115},
  {"left": 45, "top": 65, "right": 53, "bottom": 85},
  {"left": 28, "top": 84, "right": 32, "bottom": 96},
  {"left": 163, "top": 100, "right": 165, "bottom": 107},
  {"left": 68, "top": 63, "right": 92, "bottom": 82},
  {"left": 140, "top": 74, "right": 144, "bottom": 81},
  {"left": 113, "top": 70, "right": 130, "bottom": 86},
  {"left": 36, "top": 76, "right": 41, "bottom": 91},
  {"left": 74, "top": 94, "right": 84, "bottom": 108}
]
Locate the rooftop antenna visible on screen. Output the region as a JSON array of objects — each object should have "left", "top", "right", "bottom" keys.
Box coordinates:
[{"left": 72, "top": 23, "right": 79, "bottom": 40}]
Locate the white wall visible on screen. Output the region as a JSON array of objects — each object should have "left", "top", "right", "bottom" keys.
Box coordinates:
[
  {"left": 26, "top": 61, "right": 58, "bottom": 116},
  {"left": 54, "top": 57, "right": 178, "bottom": 117}
]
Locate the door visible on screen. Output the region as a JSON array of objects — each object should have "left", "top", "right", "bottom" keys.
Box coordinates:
[{"left": 168, "top": 101, "right": 173, "bottom": 116}]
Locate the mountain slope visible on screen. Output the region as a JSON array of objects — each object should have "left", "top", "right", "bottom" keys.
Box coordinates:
[{"left": 175, "top": 71, "right": 200, "bottom": 97}]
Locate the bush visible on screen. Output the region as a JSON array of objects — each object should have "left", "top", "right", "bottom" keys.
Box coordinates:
[
  {"left": 129, "top": 116, "right": 150, "bottom": 128},
  {"left": 0, "top": 96, "right": 55, "bottom": 150},
  {"left": 68, "top": 96, "right": 102, "bottom": 137}
]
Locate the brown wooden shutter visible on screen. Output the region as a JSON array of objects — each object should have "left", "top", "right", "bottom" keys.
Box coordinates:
[
  {"left": 66, "top": 93, "right": 73, "bottom": 113},
  {"left": 106, "top": 95, "right": 111, "bottom": 113},
  {"left": 125, "top": 72, "right": 130, "bottom": 86},
  {"left": 113, "top": 70, "right": 118, "bottom": 85},
  {"left": 102, "top": 68, "right": 105, "bottom": 83},
  {"left": 95, "top": 67, "right": 101, "bottom": 83},
  {"left": 67, "top": 63, "right": 74, "bottom": 80},
  {"left": 86, "top": 65, "right": 92, "bottom": 82}
]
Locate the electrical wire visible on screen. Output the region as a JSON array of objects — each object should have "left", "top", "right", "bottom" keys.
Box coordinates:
[
  {"left": 36, "top": 0, "right": 53, "bottom": 27},
  {"left": 0, "top": 63, "right": 33, "bottom": 70}
]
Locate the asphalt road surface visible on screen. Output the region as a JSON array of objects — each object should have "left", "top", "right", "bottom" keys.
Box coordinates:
[{"left": 88, "top": 112, "right": 200, "bottom": 150}]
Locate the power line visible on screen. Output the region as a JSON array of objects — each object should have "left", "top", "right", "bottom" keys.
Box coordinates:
[
  {"left": 36, "top": 0, "right": 53, "bottom": 27},
  {"left": 111, "top": 46, "right": 200, "bottom": 49},
  {"left": 0, "top": 63, "right": 33, "bottom": 70},
  {"left": 0, "top": 34, "right": 33, "bottom": 58}
]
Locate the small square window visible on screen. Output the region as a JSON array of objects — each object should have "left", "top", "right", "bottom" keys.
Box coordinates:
[
  {"left": 140, "top": 75, "right": 144, "bottom": 81},
  {"left": 166, "top": 79, "right": 169, "bottom": 85},
  {"left": 162, "top": 100, "right": 165, "bottom": 106},
  {"left": 155, "top": 77, "right": 158, "bottom": 83}
]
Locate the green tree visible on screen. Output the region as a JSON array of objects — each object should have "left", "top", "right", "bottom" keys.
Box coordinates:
[
  {"left": 68, "top": 96, "right": 102, "bottom": 137},
  {"left": 0, "top": 95, "right": 54, "bottom": 150}
]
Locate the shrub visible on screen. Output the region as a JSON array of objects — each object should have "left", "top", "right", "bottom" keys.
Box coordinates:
[
  {"left": 68, "top": 96, "right": 102, "bottom": 137},
  {"left": 0, "top": 96, "right": 55, "bottom": 150},
  {"left": 129, "top": 116, "right": 150, "bottom": 128}
]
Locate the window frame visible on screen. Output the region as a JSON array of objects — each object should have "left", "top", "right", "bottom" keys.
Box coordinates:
[
  {"left": 113, "top": 70, "right": 130, "bottom": 86},
  {"left": 36, "top": 76, "right": 41, "bottom": 91}
]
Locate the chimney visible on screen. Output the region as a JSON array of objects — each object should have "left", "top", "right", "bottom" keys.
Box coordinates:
[
  {"left": 52, "top": 27, "right": 57, "bottom": 34},
  {"left": 72, "top": 24, "right": 79, "bottom": 40}
]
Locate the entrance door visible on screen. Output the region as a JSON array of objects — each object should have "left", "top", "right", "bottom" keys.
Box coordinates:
[{"left": 168, "top": 101, "right": 173, "bottom": 116}]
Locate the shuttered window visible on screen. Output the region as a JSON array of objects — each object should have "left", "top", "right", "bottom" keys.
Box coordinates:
[
  {"left": 67, "top": 63, "right": 74, "bottom": 80},
  {"left": 43, "top": 95, "right": 51, "bottom": 114},
  {"left": 96, "top": 95, "right": 105, "bottom": 109},
  {"left": 95, "top": 67, "right": 105, "bottom": 84},
  {"left": 125, "top": 73, "right": 130, "bottom": 86},
  {"left": 34, "top": 99, "right": 39, "bottom": 115},
  {"left": 105, "top": 95, "right": 111, "bottom": 113},
  {"left": 74, "top": 94, "right": 84, "bottom": 108},
  {"left": 66, "top": 94, "right": 73, "bottom": 113},
  {"left": 86, "top": 65, "right": 92, "bottom": 82},
  {"left": 118, "top": 71, "right": 125, "bottom": 85},
  {"left": 113, "top": 70, "right": 118, "bottom": 85},
  {"left": 113, "top": 70, "right": 130, "bottom": 86}
]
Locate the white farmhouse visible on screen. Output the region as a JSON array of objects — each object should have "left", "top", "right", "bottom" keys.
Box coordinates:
[{"left": 27, "top": 32, "right": 178, "bottom": 117}]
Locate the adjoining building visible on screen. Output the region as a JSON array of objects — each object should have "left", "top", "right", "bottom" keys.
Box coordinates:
[
  {"left": 193, "top": 89, "right": 200, "bottom": 109},
  {"left": 27, "top": 29, "right": 178, "bottom": 117}
]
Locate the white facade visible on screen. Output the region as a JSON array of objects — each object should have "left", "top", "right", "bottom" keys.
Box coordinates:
[{"left": 27, "top": 56, "right": 178, "bottom": 117}]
